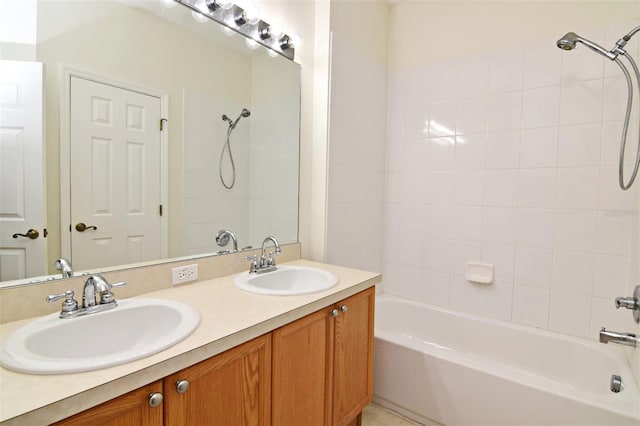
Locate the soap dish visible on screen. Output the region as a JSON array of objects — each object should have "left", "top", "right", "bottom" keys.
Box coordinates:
[{"left": 465, "top": 261, "right": 494, "bottom": 284}]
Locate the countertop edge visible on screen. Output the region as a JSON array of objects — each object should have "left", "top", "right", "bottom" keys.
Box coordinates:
[{"left": 1, "top": 263, "right": 380, "bottom": 425}]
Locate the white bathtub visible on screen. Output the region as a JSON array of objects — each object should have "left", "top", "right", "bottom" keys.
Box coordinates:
[{"left": 373, "top": 295, "right": 640, "bottom": 426}]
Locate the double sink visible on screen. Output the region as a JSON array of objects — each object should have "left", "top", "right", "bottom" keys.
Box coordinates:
[{"left": 0, "top": 265, "right": 337, "bottom": 375}]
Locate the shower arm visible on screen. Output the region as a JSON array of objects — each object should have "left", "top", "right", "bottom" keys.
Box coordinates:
[{"left": 613, "top": 55, "right": 640, "bottom": 190}]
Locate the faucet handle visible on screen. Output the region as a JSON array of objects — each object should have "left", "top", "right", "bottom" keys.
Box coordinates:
[
  {"left": 244, "top": 255, "right": 259, "bottom": 273},
  {"left": 47, "top": 290, "right": 79, "bottom": 316},
  {"left": 615, "top": 296, "right": 639, "bottom": 310},
  {"left": 267, "top": 251, "right": 278, "bottom": 267},
  {"left": 101, "top": 280, "right": 126, "bottom": 304}
]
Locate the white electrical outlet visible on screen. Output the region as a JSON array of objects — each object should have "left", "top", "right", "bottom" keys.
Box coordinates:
[{"left": 172, "top": 264, "right": 198, "bottom": 285}]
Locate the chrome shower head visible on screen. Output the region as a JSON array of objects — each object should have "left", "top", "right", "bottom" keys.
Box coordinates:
[
  {"left": 222, "top": 114, "right": 233, "bottom": 126},
  {"left": 241, "top": 108, "right": 251, "bottom": 118},
  {"left": 556, "top": 31, "right": 617, "bottom": 60},
  {"left": 557, "top": 32, "right": 579, "bottom": 50}
]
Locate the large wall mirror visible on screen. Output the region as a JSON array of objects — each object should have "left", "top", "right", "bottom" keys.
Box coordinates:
[{"left": 0, "top": 0, "right": 300, "bottom": 287}]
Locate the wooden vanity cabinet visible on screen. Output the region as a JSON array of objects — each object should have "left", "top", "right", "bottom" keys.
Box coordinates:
[
  {"left": 53, "top": 287, "right": 373, "bottom": 426},
  {"left": 54, "top": 336, "right": 271, "bottom": 426},
  {"left": 272, "top": 287, "right": 375, "bottom": 426},
  {"left": 164, "top": 334, "right": 271, "bottom": 426},
  {"left": 52, "top": 380, "right": 164, "bottom": 426}
]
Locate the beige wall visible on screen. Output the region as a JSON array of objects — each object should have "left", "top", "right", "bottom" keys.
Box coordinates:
[
  {"left": 252, "top": 0, "right": 330, "bottom": 261},
  {"left": 389, "top": 0, "right": 640, "bottom": 73},
  {"left": 324, "top": 0, "right": 388, "bottom": 271}
]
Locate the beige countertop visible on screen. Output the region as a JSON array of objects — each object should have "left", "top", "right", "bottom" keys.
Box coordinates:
[{"left": 0, "top": 259, "right": 380, "bottom": 425}]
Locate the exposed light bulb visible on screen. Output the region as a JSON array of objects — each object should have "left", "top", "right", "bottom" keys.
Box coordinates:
[
  {"left": 160, "top": 0, "right": 177, "bottom": 8},
  {"left": 243, "top": 4, "right": 260, "bottom": 25},
  {"left": 220, "top": 0, "right": 234, "bottom": 9},
  {"left": 191, "top": 10, "right": 209, "bottom": 23},
  {"left": 245, "top": 38, "right": 260, "bottom": 50},
  {"left": 221, "top": 26, "right": 235, "bottom": 36},
  {"left": 194, "top": 0, "right": 208, "bottom": 13},
  {"left": 268, "top": 22, "right": 284, "bottom": 39},
  {"left": 289, "top": 33, "right": 303, "bottom": 49}
]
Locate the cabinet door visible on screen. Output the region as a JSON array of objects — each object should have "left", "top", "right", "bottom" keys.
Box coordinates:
[
  {"left": 52, "top": 381, "right": 163, "bottom": 426},
  {"left": 272, "top": 308, "right": 334, "bottom": 425},
  {"left": 332, "top": 287, "right": 375, "bottom": 426},
  {"left": 164, "top": 334, "right": 271, "bottom": 426}
]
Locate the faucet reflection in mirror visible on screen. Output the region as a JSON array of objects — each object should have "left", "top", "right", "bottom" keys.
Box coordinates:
[{"left": 173, "top": 0, "right": 300, "bottom": 60}]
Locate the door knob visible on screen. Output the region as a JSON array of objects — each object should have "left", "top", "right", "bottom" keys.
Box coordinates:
[
  {"left": 330, "top": 308, "right": 339, "bottom": 318},
  {"left": 12, "top": 229, "right": 39, "bottom": 239},
  {"left": 75, "top": 223, "right": 97, "bottom": 232}
]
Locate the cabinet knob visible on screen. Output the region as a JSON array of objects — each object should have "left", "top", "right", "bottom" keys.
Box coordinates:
[
  {"left": 330, "top": 308, "right": 339, "bottom": 318},
  {"left": 148, "top": 392, "right": 163, "bottom": 408},
  {"left": 340, "top": 305, "right": 348, "bottom": 313},
  {"left": 176, "top": 379, "right": 190, "bottom": 394}
]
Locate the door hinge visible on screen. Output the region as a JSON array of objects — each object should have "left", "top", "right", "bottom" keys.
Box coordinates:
[
  {"left": 160, "top": 118, "right": 168, "bottom": 131},
  {"left": 159, "top": 204, "right": 163, "bottom": 216}
]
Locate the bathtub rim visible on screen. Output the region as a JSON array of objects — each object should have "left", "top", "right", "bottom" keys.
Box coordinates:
[{"left": 374, "top": 293, "right": 640, "bottom": 421}]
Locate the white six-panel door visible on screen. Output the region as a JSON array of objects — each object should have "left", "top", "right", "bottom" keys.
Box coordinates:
[
  {"left": 0, "top": 60, "right": 46, "bottom": 281},
  {"left": 70, "top": 76, "right": 162, "bottom": 271}
]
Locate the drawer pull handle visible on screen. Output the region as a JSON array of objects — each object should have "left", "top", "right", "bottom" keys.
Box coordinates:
[
  {"left": 176, "top": 379, "right": 190, "bottom": 394},
  {"left": 148, "top": 392, "right": 163, "bottom": 408}
]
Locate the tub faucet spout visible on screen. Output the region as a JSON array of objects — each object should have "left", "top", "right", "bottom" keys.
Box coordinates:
[{"left": 599, "top": 327, "right": 638, "bottom": 347}]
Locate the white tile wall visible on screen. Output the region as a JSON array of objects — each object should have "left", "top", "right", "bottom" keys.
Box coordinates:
[
  {"left": 183, "top": 89, "right": 251, "bottom": 255},
  {"left": 326, "top": 33, "right": 387, "bottom": 273},
  {"left": 383, "top": 21, "right": 640, "bottom": 339}
]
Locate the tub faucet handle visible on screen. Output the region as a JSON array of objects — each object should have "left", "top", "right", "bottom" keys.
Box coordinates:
[
  {"left": 615, "top": 296, "right": 638, "bottom": 310},
  {"left": 614, "top": 285, "right": 640, "bottom": 324}
]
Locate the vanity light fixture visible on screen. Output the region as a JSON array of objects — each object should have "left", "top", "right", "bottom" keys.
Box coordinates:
[
  {"left": 258, "top": 22, "right": 284, "bottom": 41},
  {"left": 173, "top": 0, "right": 296, "bottom": 60},
  {"left": 245, "top": 38, "right": 260, "bottom": 50},
  {"left": 161, "top": 0, "right": 178, "bottom": 8},
  {"left": 191, "top": 10, "right": 209, "bottom": 23}
]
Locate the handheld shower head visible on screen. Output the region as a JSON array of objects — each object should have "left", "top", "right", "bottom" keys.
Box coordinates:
[
  {"left": 557, "top": 32, "right": 579, "bottom": 50},
  {"left": 222, "top": 114, "right": 233, "bottom": 126},
  {"left": 556, "top": 31, "right": 617, "bottom": 60},
  {"left": 222, "top": 108, "right": 251, "bottom": 130}
]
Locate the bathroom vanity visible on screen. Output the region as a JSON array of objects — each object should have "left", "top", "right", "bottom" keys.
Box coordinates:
[{"left": 0, "top": 260, "right": 379, "bottom": 425}]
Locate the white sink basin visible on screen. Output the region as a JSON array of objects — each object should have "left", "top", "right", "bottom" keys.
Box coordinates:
[
  {"left": 0, "top": 298, "right": 200, "bottom": 375},
  {"left": 234, "top": 265, "right": 339, "bottom": 296}
]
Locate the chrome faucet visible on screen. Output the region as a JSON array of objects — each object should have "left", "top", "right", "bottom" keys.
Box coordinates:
[
  {"left": 599, "top": 328, "right": 639, "bottom": 348},
  {"left": 215, "top": 229, "right": 238, "bottom": 252},
  {"left": 54, "top": 258, "right": 73, "bottom": 278},
  {"left": 47, "top": 274, "right": 126, "bottom": 319},
  {"left": 244, "top": 235, "right": 282, "bottom": 274},
  {"left": 83, "top": 275, "right": 125, "bottom": 307}
]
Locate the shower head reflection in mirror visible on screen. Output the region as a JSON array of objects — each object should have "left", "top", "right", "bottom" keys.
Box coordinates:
[
  {"left": 557, "top": 26, "right": 640, "bottom": 190},
  {"left": 220, "top": 108, "right": 251, "bottom": 189}
]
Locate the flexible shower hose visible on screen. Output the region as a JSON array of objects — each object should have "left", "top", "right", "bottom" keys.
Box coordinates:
[
  {"left": 614, "top": 53, "right": 640, "bottom": 190},
  {"left": 219, "top": 125, "right": 236, "bottom": 189}
]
